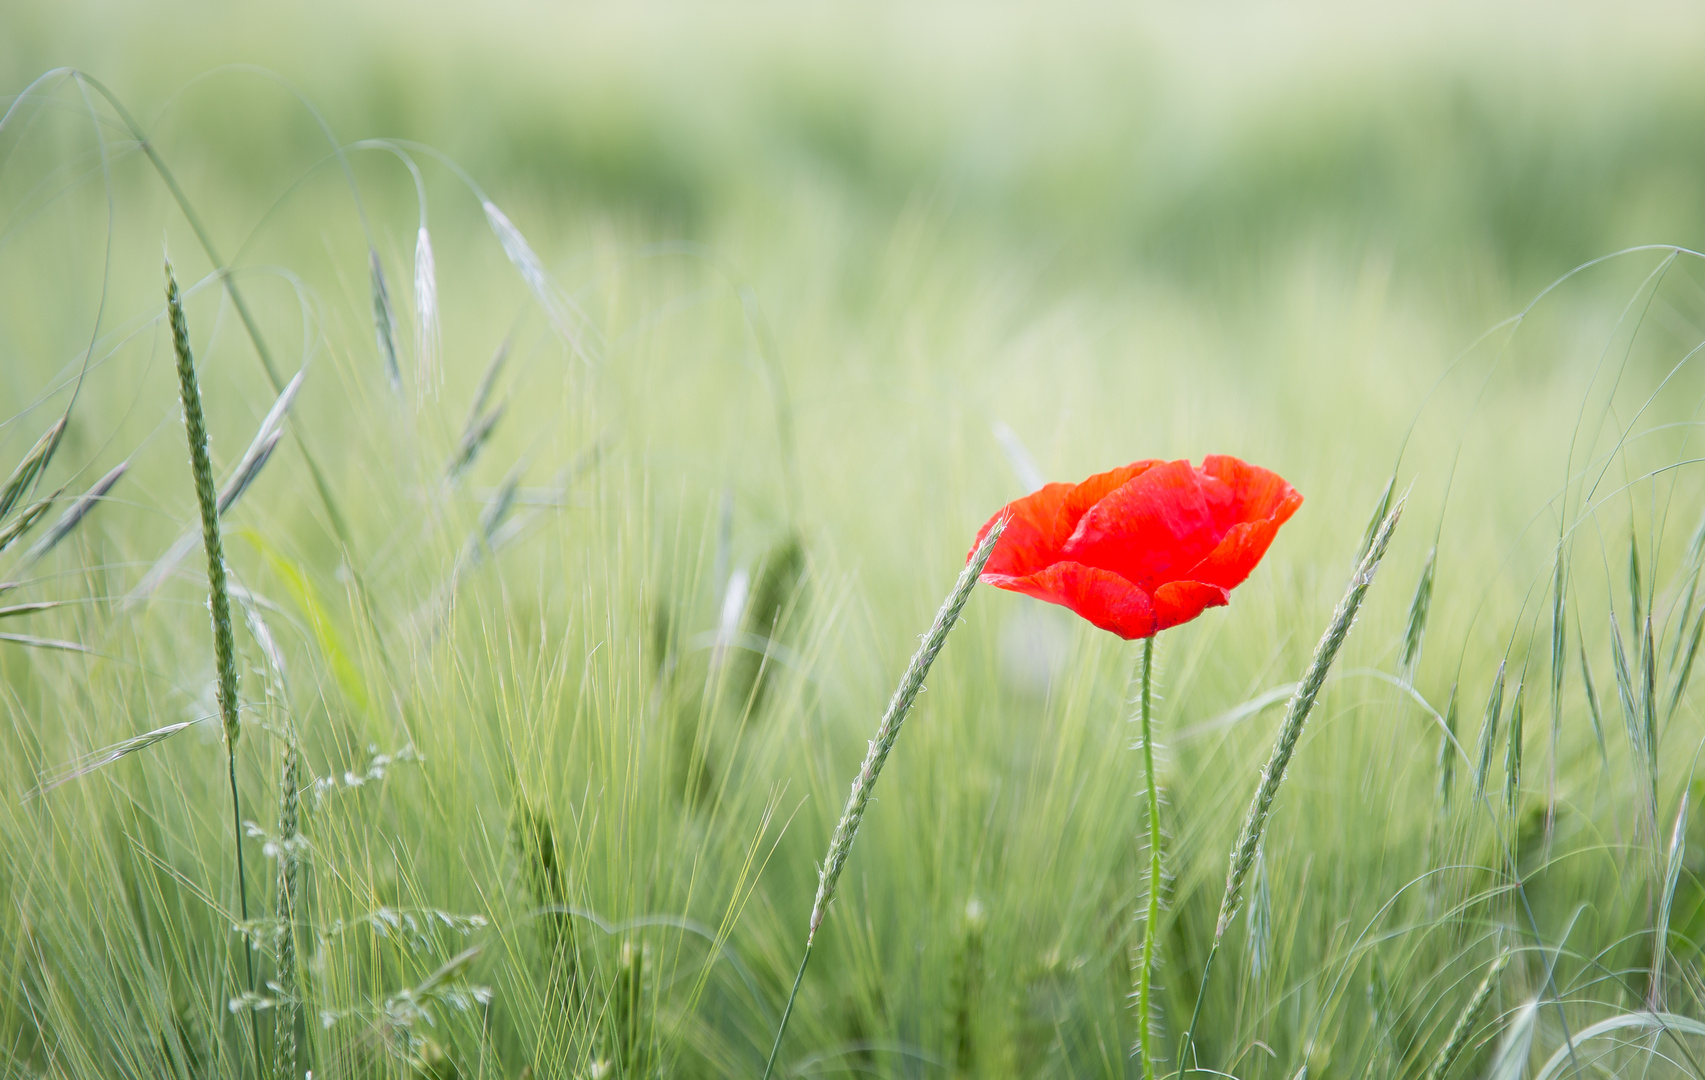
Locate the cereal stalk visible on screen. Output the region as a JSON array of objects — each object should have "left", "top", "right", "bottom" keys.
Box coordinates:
[
  {"left": 167, "top": 257, "right": 258, "bottom": 1076},
  {"left": 1426, "top": 951, "right": 1510, "bottom": 1080},
  {"left": 760, "top": 519, "right": 1004, "bottom": 1080},
  {"left": 1179, "top": 496, "right": 1402, "bottom": 1074}
]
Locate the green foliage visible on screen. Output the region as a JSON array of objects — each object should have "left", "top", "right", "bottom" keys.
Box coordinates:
[{"left": 10, "top": 14, "right": 1705, "bottom": 1080}]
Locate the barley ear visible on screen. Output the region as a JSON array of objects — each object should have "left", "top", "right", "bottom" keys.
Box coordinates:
[
  {"left": 1474, "top": 661, "right": 1507, "bottom": 799},
  {"left": 1579, "top": 641, "right": 1606, "bottom": 765},
  {"left": 1426, "top": 950, "right": 1511, "bottom": 1080},
  {"left": 19, "top": 462, "right": 128, "bottom": 568},
  {"left": 1650, "top": 792, "right": 1688, "bottom": 1010},
  {"left": 1437, "top": 684, "right": 1460, "bottom": 809},
  {"left": 167, "top": 255, "right": 257, "bottom": 1072},
  {"left": 762, "top": 518, "right": 1004, "bottom": 1080},
  {"left": 807, "top": 518, "right": 1005, "bottom": 940},
  {"left": 0, "top": 416, "right": 67, "bottom": 522},
  {"left": 1356, "top": 476, "right": 1396, "bottom": 565},
  {"left": 1399, "top": 545, "right": 1436, "bottom": 683},
  {"left": 1180, "top": 495, "right": 1402, "bottom": 1075},
  {"left": 1215, "top": 497, "right": 1401, "bottom": 938},
  {"left": 371, "top": 248, "right": 401, "bottom": 392},
  {"left": 166, "top": 258, "right": 241, "bottom": 751},
  {"left": 1629, "top": 532, "right": 1643, "bottom": 638},
  {"left": 274, "top": 740, "right": 303, "bottom": 1080},
  {"left": 1667, "top": 605, "right": 1705, "bottom": 721},
  {"left": 1503, "top": 679, "right": 1524, "bottom": 814},
  {"left": 414, "top": 224, "right": 440, "bottom": 398}
]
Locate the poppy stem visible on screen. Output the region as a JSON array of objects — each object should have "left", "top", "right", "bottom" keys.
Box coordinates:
[{"left": 1135, "top": 635, "right": 1161, "bottom": 1080}]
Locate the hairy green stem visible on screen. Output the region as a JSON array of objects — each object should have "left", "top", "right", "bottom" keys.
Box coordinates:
[{"left": 1136, "top": 636, "right": 1160, "bottom": 1080}]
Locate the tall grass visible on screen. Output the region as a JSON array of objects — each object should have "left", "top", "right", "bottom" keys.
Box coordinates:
[{"left": 7, "top": 30, "right": 1705, "bottom": 1080}]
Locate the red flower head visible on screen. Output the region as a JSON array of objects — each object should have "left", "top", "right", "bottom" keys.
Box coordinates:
[{"left": 969, "top": 456, "right": 1302, "bottom": 640}]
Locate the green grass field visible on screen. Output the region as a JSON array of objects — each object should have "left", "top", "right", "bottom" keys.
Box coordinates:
[{"left": 7, "top": 4, "right": 1705, "bottom": 1077}]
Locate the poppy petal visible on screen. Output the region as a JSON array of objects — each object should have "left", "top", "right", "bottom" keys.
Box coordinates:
[
  {"left": 1152, "top": 580, "right": 1230, "bottom": 632},
  {"left": 1199, "top": 455, "right": 1302, "bottom": 534},
  {"left": 985, "top": 561, "right": 1157, "bottom": 640},
  {"left": 1183, "top": 495, "right": 1301, "bottom": 590},
  {"left": 1061, "top": 459, "right": 1221, "bottom": 590},
  {"left": 973, "top": 482, "right": 1075, "bottom": 578},
  {"left": 1059, "top": 460, "right": 1164, "bottom": 538}
]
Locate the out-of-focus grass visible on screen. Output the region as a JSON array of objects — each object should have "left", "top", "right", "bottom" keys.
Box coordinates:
[{"left": 6, "top": 3, "right": 1705, "bottom": 1078}]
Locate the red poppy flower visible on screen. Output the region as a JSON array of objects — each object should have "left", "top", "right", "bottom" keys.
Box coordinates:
[{"left": 969, "top": 456, "right": 1302, "bottom": 640}]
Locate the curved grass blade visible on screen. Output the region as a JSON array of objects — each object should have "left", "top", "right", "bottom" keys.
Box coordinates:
[
  {"left": 761, "top": 519, "right": 1006, "bottom": 1080},
  {"left": 1548, "top": 554, "right": 1567, "bottom": 837},
  {"left": 1532, "top": 1013, "right": 1705, "bottom": 1080}
]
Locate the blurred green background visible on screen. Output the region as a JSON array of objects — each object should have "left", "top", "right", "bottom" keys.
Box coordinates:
[{"left": 8, "top": 3, "right": 1705, "bottom": 1079}]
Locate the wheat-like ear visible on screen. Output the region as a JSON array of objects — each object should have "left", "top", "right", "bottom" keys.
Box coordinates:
[
  {"left": 274, "top": 739, "right": 303, "bottom": 1080},
  {"left": 414, "top": 224, "right": 439, "bottom": 399},
  {"left": 0, "top": 415, "right": 66, "bottom": 522},
  {"left": 0, "top": 489, "right": 61, "bottom": 555},
  {"left": 1180, "top": 494, "right": 1403, "bottom": 1073},
  {"left": 1426, "top": 951, "right": 1511, "bottom": 1080},
  {"left": 1399, "top": 545, "right": 1437, "bottom": 682},
  {"left": 18, "top": 462, "right": 127, "bottom": 568},
  {"left": 166, "top": 254, "right": 259, "bottom": 1073},
  {"left": 1503, "top": 679, "right": 1525, "bottom": 814},
  {"left": 1436, "top": 683, "right": 1459, "bottom": 809},
  {"left": 1650, "top": 792, "right": 1688, "bottom": 1010},
  {"left": 1474, "top": 660, "right": 1507, "bottom": 799},
  {"left": 371, "top": 248, "right": 401, "bottom": 392},
  {"left": 761, "top": 519, "right": 1005, "bottom": 1080}
]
